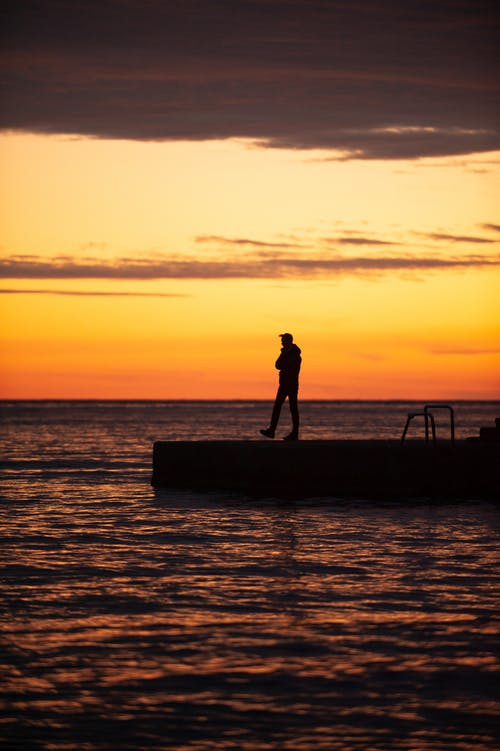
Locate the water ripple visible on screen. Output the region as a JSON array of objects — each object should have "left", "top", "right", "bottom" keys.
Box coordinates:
[{"left": 1, "top": 402, "right": 499, "bottom": 750}]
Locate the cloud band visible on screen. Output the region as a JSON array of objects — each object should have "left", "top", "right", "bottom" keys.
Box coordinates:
[
  {"left": 2, "top": 1, "right": 499, "bottom": 159},
  {"left": 1, "top": 253, "right": 498, "bottom": 281}
]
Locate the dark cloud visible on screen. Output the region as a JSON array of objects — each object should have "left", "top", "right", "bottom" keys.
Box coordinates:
[
  {"left": 335, "top": 237, "right": 398, "bottom": 246},
  {"left": 1, "top": 1, "right": 498, "bottom": 159},
  {"left": 481, "top": 223, "right": 500, "bottom": 233},
  {"left": 1, "top": 252, "right": 498, "bottom": 281},
  {"left": 421, "top": 232, "right": 497, "bottom": 243},
  {"left": 0, "top": 288, "right": 187, "bottom": 297},
  {"left": 197, "top": 234, "right": 398, "bottom": 249},
  {"left": 195, "top": 236, "right": 304, "bottom": 249}
]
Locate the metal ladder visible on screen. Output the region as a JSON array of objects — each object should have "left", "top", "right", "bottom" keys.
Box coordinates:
[{"left": 401, "top": 404, "right": 455, "bottom": 445}]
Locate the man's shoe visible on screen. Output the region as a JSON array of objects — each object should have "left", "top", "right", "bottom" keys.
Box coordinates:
[
  {"left": 260, "top": 428, "right": 275, "bottom": 439},
  {"left": 283, "top": 432, "right": 298, "bottom": 441}
]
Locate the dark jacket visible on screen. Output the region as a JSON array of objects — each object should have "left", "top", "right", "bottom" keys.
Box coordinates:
[{"left": 275, "top": 343, "right": 301, "bottom": 384}]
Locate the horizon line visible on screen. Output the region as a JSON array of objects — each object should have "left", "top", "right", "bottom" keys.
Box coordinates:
[{"left": 1, "top": 398, "right": 498, "bottom": 403}]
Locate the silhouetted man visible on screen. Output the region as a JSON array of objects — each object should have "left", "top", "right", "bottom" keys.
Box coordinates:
[{"left": 260, "top": 332, "right": 301, "bottom": 441}]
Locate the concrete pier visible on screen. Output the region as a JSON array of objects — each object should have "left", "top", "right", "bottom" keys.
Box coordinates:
[{"left": 152, "top": 440, "right": 499, "bottom": 499}]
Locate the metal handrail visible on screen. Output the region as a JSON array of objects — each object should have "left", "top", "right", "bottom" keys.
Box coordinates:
[
  {"left": 401, "top": 412, "right": 436, "bottom": 445},
  {"left": 424, "top": 404, "right": 455, "bottom": 445}
]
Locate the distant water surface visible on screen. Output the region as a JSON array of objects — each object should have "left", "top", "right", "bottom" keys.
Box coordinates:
[{"left": 0, "top": 401, "right": 499, "bottom": 750}]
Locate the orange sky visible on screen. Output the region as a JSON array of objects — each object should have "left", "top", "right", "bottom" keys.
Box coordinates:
[
  {"left": 0, "top": 134, "right": 499, "bottom": 399},
  {"left": 2, "top": 1, "right": 499, "bottom": 399}
]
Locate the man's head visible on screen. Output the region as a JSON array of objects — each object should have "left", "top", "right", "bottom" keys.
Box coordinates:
[{"left": 279, "top": 332, "right": 293, "bottom": 344}]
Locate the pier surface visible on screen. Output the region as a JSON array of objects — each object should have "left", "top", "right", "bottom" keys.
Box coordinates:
[{"left": 152, "top": 440, "right": 499, "bottom": 499}]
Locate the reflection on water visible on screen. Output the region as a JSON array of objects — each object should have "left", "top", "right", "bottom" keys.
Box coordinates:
[
  {"left": 1, "top": 485, "right": 499, "bottom": 751},
  {"left": 1, "top": 401, "right": 499, "bottom": 750}
]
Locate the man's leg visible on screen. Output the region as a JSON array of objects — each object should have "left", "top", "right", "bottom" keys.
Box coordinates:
[
  {"left": 269, "top": 385, "right": 287, "bottom": 432},
  {"left": 287, "top": 386, "right": 299, "bottom": 437}
]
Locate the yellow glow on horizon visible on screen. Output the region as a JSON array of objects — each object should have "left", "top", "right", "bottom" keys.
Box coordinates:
[{"left": 1, "top": 274, "right": 498, "bottom": 399}]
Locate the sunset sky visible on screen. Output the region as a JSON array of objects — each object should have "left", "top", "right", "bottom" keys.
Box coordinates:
[{"left": 1, "top": 0, "right": 499, "bottom": 399}]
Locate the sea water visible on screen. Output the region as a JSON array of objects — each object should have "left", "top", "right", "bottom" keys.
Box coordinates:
[{"left": 0, "top": 401, "right": 499, "bottom": 750}]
